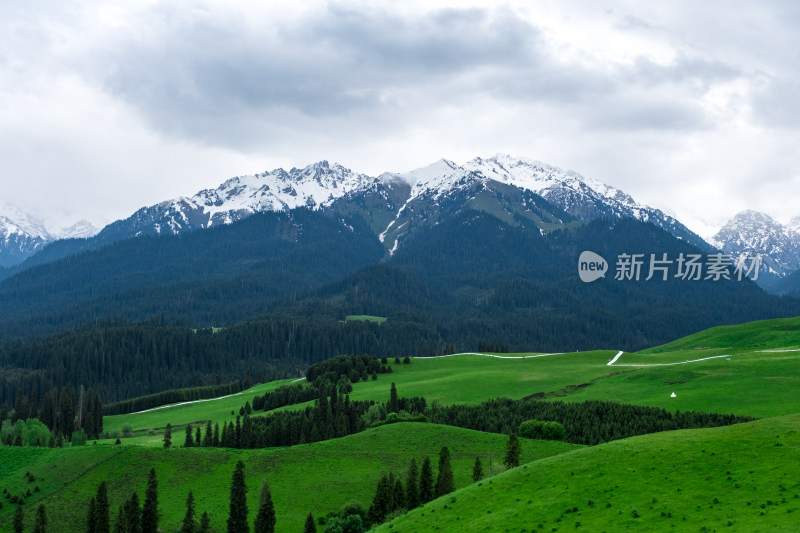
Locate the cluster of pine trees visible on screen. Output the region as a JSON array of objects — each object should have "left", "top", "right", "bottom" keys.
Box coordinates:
[
  {"left": 428, "top": 397, "right": 756, "bottom": 445},
  {"left": 365, "top": 446, "right": 456, "bottom": 528},
  {"left": 1, "top": 384, "right": 102, "bottom": 446},
  {"left": 79, "top": 463, "right": 278, "bottom": 533}
]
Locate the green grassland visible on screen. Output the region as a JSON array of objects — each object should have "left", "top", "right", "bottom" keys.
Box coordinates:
[
  {"left": 640, "top": 316, "right": 800, "bottom": 353},
  {"left": 558, "top": 348, "right": 800, "bottom": 418},
  {"left": 102, "top": 378, "right": 300, "bottom": 446},
  {"left": 105, "top": 333, "right": 800, "bottom": 447},
  {"left": 0, "top": 424, "right": 578, "bottom": 532},
  {"left": 375, "top": 413, "right": 800, "bottom": 533},
  {"left": 345, "top": 315, "right": 388, "bottom": 324},
  {"left": 3, "top": 316, "right": 800, "bottom": 531}
]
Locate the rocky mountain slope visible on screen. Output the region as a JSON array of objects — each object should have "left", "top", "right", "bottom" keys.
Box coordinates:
[{"left": 711, "top": 210, "right": 800, "bottom": 287}]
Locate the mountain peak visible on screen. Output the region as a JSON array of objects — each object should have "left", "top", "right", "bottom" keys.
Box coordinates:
[
  {"left": 399, "top": 158, "right": 462, "bottom": 188},
  {"left": 56, "top": 219, "right": 99, "bottom": 240},
  {"left": 712, "top": 209, "right": 800, "bottom": 280}
]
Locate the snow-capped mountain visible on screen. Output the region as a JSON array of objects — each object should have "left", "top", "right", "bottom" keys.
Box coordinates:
[
  {"left": 0, "top": 215, "right": 49, "bottom": 268},
  {"left": 711, "top": 210, "right": 800, "bottom": 281},
  {"left": 375, "top": 154, "right": 707, "bottom": 252},
  {"left": 91, "top": 154, "right": 709, "bottom": 254},
  {"left": 464, "top": 155, "right": 706, "bottom": 245},
  {"left": 94, "top": 161, "right": 378, "bottom": 244},
  {"left": 4, "top": 154, "right": 711, "bottom": 269},
  {"left": 0, "top": 204, "right": 99, "bottom": 268},
  {"left": 55, "top": 220, "right": 99, "bottom": 240}
]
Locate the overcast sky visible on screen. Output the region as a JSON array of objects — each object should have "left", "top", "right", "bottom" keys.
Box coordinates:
[{"left": 2, "top": 0, "right": 799, "bottom": 238}]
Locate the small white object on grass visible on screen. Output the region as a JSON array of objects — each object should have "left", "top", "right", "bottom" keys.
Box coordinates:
[{"left": 670, "top": 392, "right": 677, "bottom": 398}]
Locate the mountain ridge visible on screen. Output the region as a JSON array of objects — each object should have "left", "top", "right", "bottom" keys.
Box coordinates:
[{"left": 80, "top": 154, "right": 712, "bottom": 257}]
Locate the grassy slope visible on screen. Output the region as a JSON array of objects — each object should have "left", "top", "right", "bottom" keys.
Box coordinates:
[
  {"left": 566, "top": 317, "right": 800, "bottom": 417},
  {"left": 102, "top": 378, "right": 299, "bottom": 445},
  {"left": 640, "top": 316, "right": 800, "bottom": 353},
  {"left": 375, "top": 414, "right": 800, "bottom": 533},
  {"left": 346, "top": 351, "right": 617, "bottom": 406},
  {"left": 5, "top": 316, "right": 800, "bottom": 531},
  {"left": 107, "top": 335, "right": 800, "bottom": 445},
  {"left": 0, "top": 424, "right": 579, "bottom": 533}
]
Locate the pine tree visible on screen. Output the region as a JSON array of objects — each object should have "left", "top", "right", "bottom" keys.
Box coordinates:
[
  {"left": 141, "top": 468, "right": 158, "bottom": 533},
  {"left": 503, "top": 434, "right": 521, "bottom": 469},
  {"left": 367, "top": 474, "right": 392, "bottom": 525},
  {"left": 58, "top": 384, "right": 76, "bottom": 437},
  {"left": 95, "top": 481, "right": 111, "bottom": 533},
  {"left": 199, "top": 512, "right": 211, "bottom": 533},
  {"left": 123, "top": 492, "right": 142, "bottom": 533},
  {"left": 113, "top": 507, "right": 125, "bottom": 533},
  {"left": 472, "top": 457, "right": 484, "bottom": 482},
  {"left": 234, "top": 415, "right": 242, "bottom": 448},
  {"left": 227, "top": 460, "right": 248, "bottom": 533},
  {"left": 184, "top": 423, "right": 193, "bottom": 448},
  {"left": 435, "top": 446, "right": 455, "bottom": 497},
  {"left": 88, "top": 496, "right": 98, "bottom": 533},
  {"left": 419, "top": 457, "right": 434, "bottom": 504},
  {"left": 13, "top": 505, "right": 24, "bottom": 533},
  {"left": 203, "top": 421, "right": 213, "bottom": 447},
  {"left": 213, "top": 423, "right": 220, "bottom": 447},
  {"left": 253, "top": 481, "right": 276, "bottom": 533},
  {"left": 180, "top": 490, "right": 196, "bottom": 533},
  {"left": 33, "top": 503, "right": 47, "bottom": 533},
  {"left": 405, "top": 458, "right": 419, "bottom": 509},
  {"left": 195, "top": 426, "right": 202, "bottom": 446},
  {"left": 388, "top": 382, "right": 399, "bottom": 413},
  {"left": 393, "top": 477, "right": 405, "bottom": 511},
  {"left": 163, "top": 423, "right": 172, "bottom": 449},
  {"left": 303, "top": 513, "right": 316, "bottom": 533}
]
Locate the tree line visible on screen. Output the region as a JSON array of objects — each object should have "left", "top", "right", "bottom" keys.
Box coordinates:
[
  {"left": 427, "top": 397, "right": 756, "bottom": 445},
  {"left": 104, "top": 381, "right": 244, "bottom": 416},
  {"left": 1, "top": 384, "right": 103, "bottom": 447}
]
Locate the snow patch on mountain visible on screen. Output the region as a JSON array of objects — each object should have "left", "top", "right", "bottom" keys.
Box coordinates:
[{"left": 195, "top": 160, "right": 376, "bottom": 225}]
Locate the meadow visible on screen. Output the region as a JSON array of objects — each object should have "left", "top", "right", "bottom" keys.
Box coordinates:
[
  {"left": 3, "top": 316, "right": 800, "bottom": 531},
  {"left": 374, "top": 413, "right": 800, "bottom": 533},
  {"left": 0, "top": 424, "right": 578, "bottom": 532}
]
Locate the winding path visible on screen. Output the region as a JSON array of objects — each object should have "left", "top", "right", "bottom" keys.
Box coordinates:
[
  {"left": 607, "top": 351, "right": 732, "bottom": 367},
  {"left": 422, "top": 351, "right": 565, "bottom": 359}
]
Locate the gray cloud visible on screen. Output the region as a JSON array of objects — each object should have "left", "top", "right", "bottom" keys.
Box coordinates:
[
  {"left": 86, "top": 3, "right": 744, "bottom": 148},
  {"left": 2, "top": 0, "right": 800, "bottom": 236}
]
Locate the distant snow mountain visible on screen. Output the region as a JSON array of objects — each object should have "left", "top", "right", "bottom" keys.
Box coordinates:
[
  {"left": 55, "top": 220, "right": 99, "bottom": 240},
  {"left": 91, "top": 154, "right": 708, "bottom": 253},
  {"left": 3, "top": 154, "right": 710, "bottom": 268},
  {"left": 0, "top": 215, "right": 48, "bottom": 268},
  {"left": 711, "top": 210, "right": 800, "bottom": 283},
  {"left": 0, "top": 205, "right": 98, "bottom": 268}
]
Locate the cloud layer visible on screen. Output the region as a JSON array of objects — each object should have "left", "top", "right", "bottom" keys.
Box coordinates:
[{"left": 1, "top": 0, "right": 799, "bottom": 237}]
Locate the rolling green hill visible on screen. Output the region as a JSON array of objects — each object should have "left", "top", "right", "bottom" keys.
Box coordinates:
[
  {"left": 4, "top": 316, "right": 800, "bottom": 531},
  {"left": 101, "top": 335, "right": 800, "bottom": 449},
  {"left": 374, "top": 413, "right": 800, "bottom": 533},
  {"left": 640, "top": 316, "right": 800, "bottom": 353},
  {"left": 0, "top": 424, "right": 579, "bottom": 533}
]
